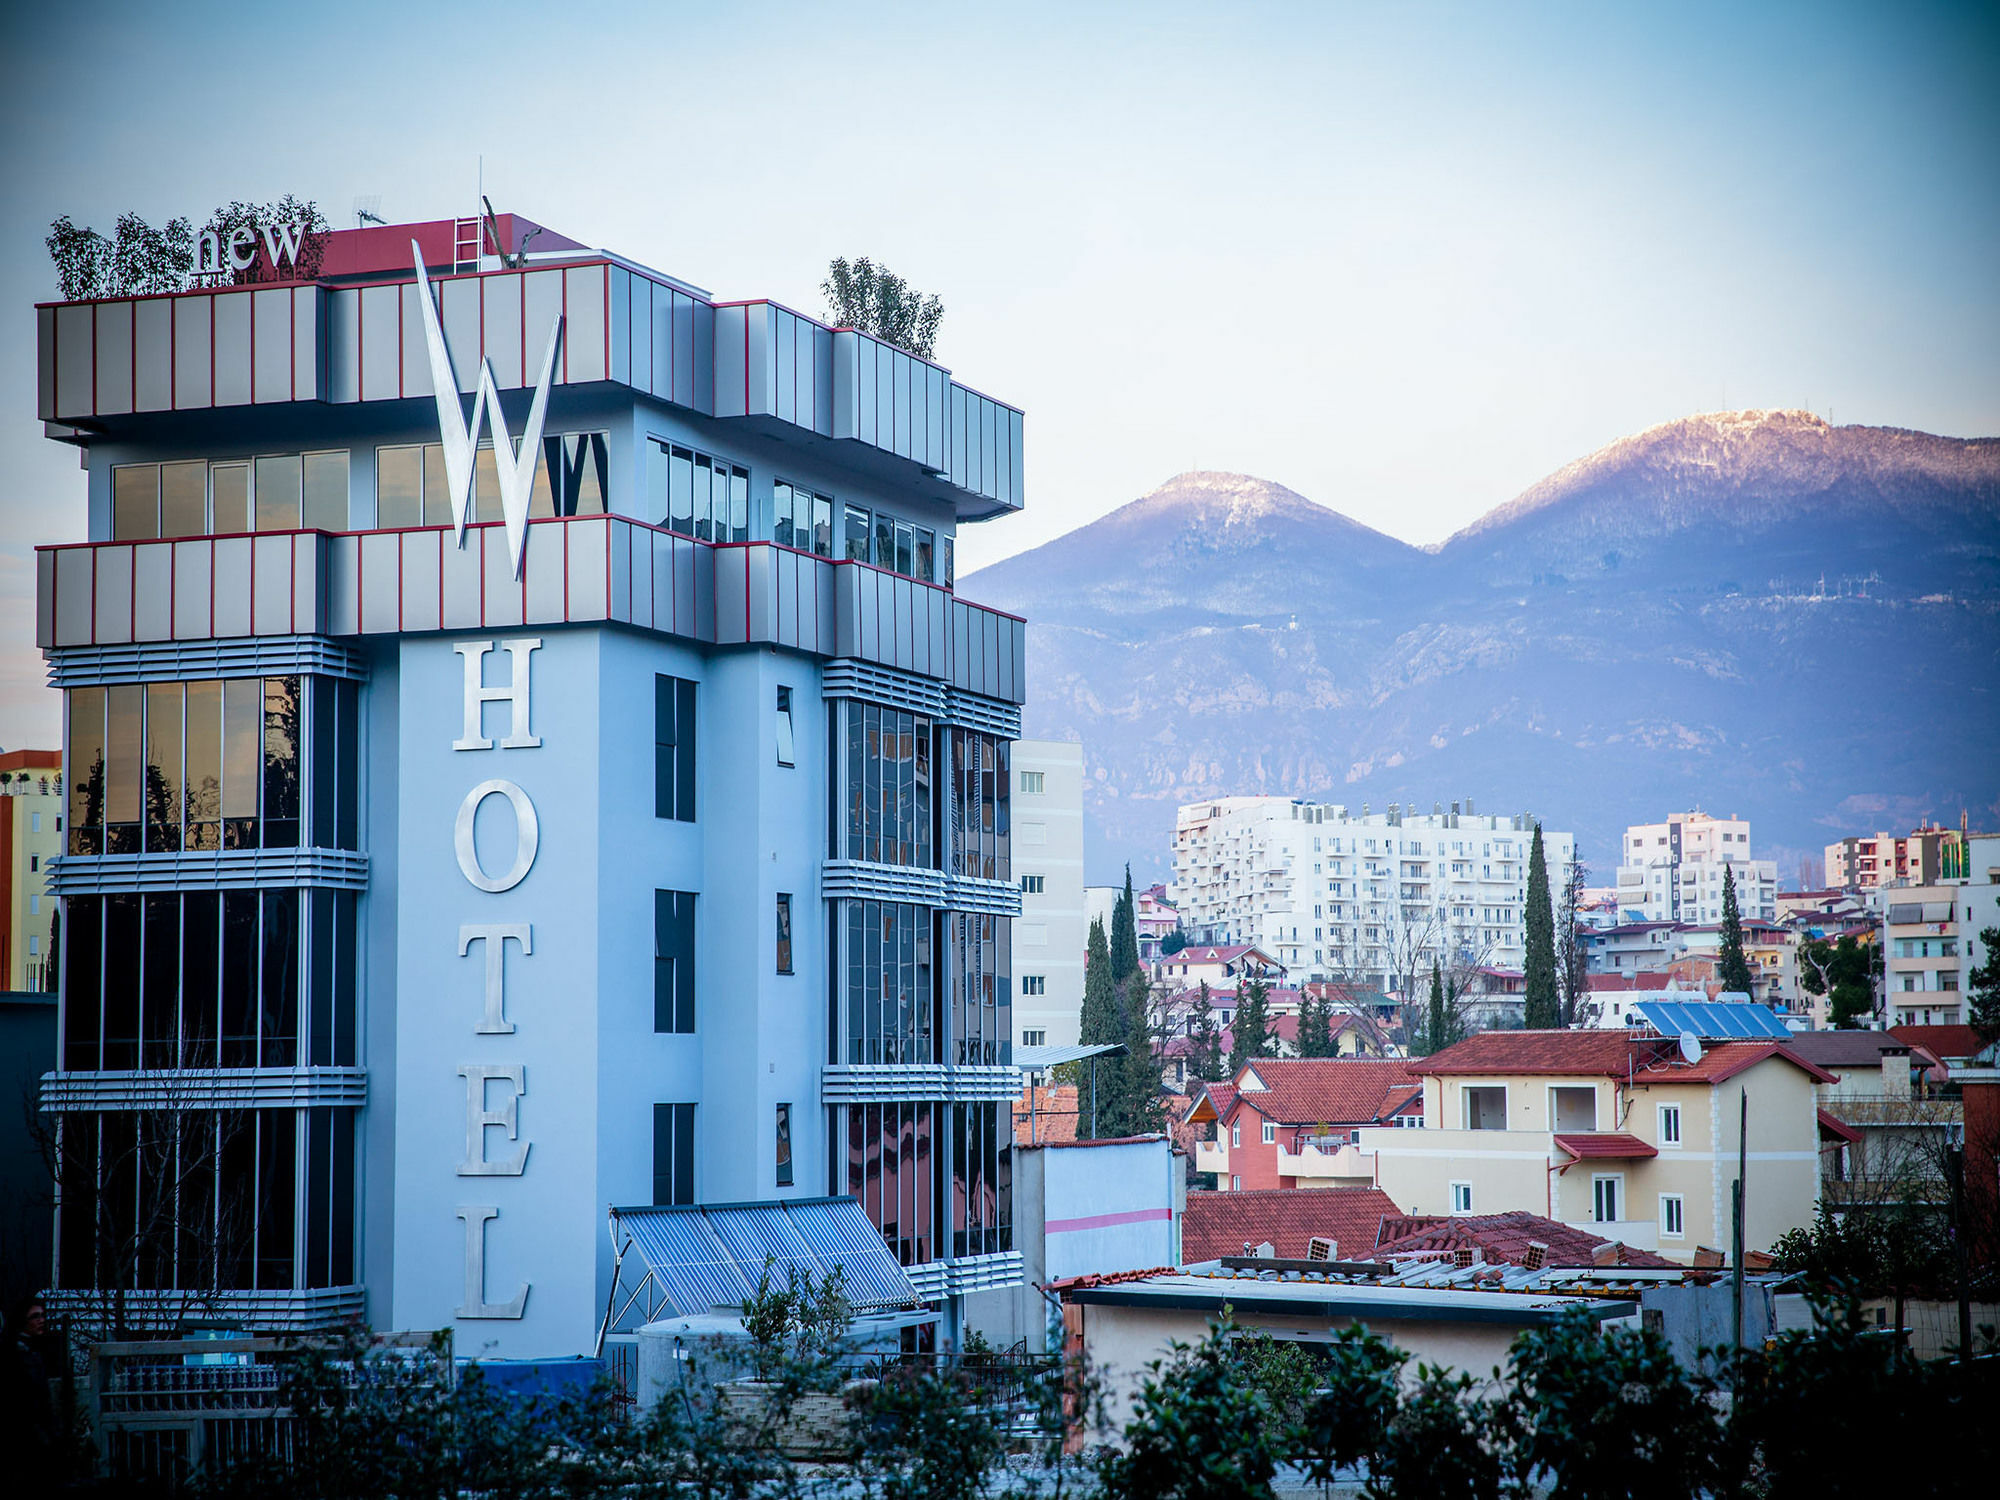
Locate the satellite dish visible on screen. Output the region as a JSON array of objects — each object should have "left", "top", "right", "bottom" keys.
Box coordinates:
[{"left": 1679, "top": 1032, "right": 1704, "bottom": 1065}]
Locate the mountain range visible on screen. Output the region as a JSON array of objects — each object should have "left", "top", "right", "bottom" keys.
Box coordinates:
[{"left": 962, "top": 410, "right": 2000, "bottom": 888}]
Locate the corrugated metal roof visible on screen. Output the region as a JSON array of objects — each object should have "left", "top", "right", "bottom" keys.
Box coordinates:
[
  {"left": 612, "top": 1197, "right": 918, "bottom": 1316},
  {"left": 1017, "top": 1043, "right": 1126, "bottom": 1069},
  {"left": 1634, "top": 999, "right": 1791, "bottom": 1040}
]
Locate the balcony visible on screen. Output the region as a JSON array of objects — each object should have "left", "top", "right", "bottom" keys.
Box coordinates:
[
  {"left": 1194, "top": 1141, "right": 1229, "bottom": 1176},
  {"left": 1278, "top": 1139, "right": 1376, "bottom": 1184}
]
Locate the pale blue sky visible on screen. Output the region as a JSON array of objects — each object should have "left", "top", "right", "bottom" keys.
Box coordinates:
[{"left": 2, "top": 0, "right": 1996, "bottom": 740}]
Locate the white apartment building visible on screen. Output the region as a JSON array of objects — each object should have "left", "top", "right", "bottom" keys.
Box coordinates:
[
  {"left": 1616, "top": 812, "right": 1776, "bottom": 926},
  {"left": 1170, "top": 797, "right": 1573, "bottom": 994},
  {"left": 1959, "top": 835, "right": 2000, "bottom": 1010},
  {"left": 1013, "top": 741, "right": 1088, "bottom": 1048}
]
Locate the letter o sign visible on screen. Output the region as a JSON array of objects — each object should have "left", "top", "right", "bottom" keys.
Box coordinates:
[{"left": 455, "top": 779, "right": 539, "bottom": 893}]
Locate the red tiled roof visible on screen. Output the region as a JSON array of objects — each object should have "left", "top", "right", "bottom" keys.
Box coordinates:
[
  {"left": 1416, "top": 1030, "right": 1836, "bottom": 1085},
  {"left": 1889, "top": 1025, "right": 1986, "bottom": 1062},
  {"left": 1554, "top": 1132, "right": 1658, "bottom": 1161},
  {"left": 1181, "top": 1186, "right": 1404, "bottom": 1264},
  {"left": 1183, "top": 1083, "right": 1238, "bottom": 1125},
  {"left": 1817, "top": 1109, "right": 1863, "bottom": 1145},
  {"left": 1585, "top": 973, "right": 1677, "bottom": 993},
  {"left": 1227, "top": 1059, "right": 1419, "bottom": 1127},
  {"left": 1013, "top": 1085, "right": 1079, "bottom": 1145},
  {"left": 1371, "top": 1210, "right": 1680, "bottom": 1270}
]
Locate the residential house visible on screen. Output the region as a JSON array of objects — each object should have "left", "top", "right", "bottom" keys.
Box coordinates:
[
  {"left": 1356, "top": 1030, "right": 1833, "bottom": 1258},
  {"left": 1883, "top": 886, "right": 1964, "bottom": 1025},
  {"left": 1151, "top": 943, "right": 1285, "bottom": 990},
  {"left": 1783, "top": 1030, "right": 1957, "bottom": 1209},
  {"left": 1184, "top": 1059, "right": 1421, "bottom": 1191},
  {"left": 1370, "top": 1210, "right": 1681, "bottom": 1270},
  {"left": 1179, "top": 1184, "right": 1404, "bottom": 1263},
  {"left": 1587, "top": 921, "right": 1686, "bottom": 975}
]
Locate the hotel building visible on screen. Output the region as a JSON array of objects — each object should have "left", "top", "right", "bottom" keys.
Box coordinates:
[
  {"left": 1615, "top": 811, "right": 1776, "bottom": 926},
  {"left": 31, "top": 211, "right": 1028, "bottom": 1354}
]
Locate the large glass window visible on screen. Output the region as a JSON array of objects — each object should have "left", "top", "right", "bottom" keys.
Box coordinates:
[
  {"left": 644, "top": 438, "right": 748, "bottom": 542},
  {"left": 841, "top": 704, "right": 933, "bottom": 869},
  {"left": 772, "top": 481, "right": 834, "bottom": 557},
  {"left": 949, "top": 730, "right": 1010, "bottom": 881},
  {"left": 951, "top": 914, "right": 1012, "bottom": 1065},
  {"left": 654, "top": 890, "right": 696, "bottom": 1034},
  {"left": 56, "top": 1107, "right": 351, "bottom": 1294},
  {"left": 846, "top": 1102, "right": 936, "bottom": 1266},
  {"left": 67, "top": 675, "right": 347, "bottom": 856},
  {"left": 654, "top": 674, "right": 697, "bottom": 822},
  {"left": 842, "top": 901, "right": 935, "bottom": 1065},
  {"left": 376, "top": 435, "right": 608, "bottom": 529},
  {"left": 951, "top": 1102, "right": 1012, "bottom": 1258},
  {"left": 61, "top": 889, "right": 355, "bottom": 1072}
]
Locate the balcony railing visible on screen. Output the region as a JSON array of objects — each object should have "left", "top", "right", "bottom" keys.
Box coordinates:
[{"left": 1820, "top": 1095, "right": 1963, "bottom": 1129}]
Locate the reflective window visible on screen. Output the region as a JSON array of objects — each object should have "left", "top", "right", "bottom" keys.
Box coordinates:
[
  {"left": 772, "top": 480, "right": 834, "bottom": 556},
  {"left": 376, "top": 435, "right": 607, "bottom": 529},
  {"left": 66, "top": 675, "right": 349, "bottom": 857},
  {"left": 652, "top": 1102, "right": 695, "bottom": 1206},
  {"left": 951, "top": 1102, "right": 1012, "bottom": 1258},
  {"left": 112, "top": 465, "right": 160, "bottom": 540},
  {"left": 112, "top": 453, "right": 349, "bottom": 539},
  {"left": 846, "top": 1102, "right": 935, "bottom": 1266},
  {"left": 644, "top": 438, "right": 747, "bottom": 541},
  {"left": 843, "top": 503, "right": 872, "bottom": 562},
  {"left": 776, "top": 894, "right": 794, "bottom": 975},
  {"left": 951, "top": 913, "right": 1011, "bottom": 1065},
  {"left": 949, "top": 729, "right": 1011, "bottom": 881},
  {"left": 842, "top": 704, "right": 933, "bottom": 868},
  {"left": 654, "top": 890, "right": 696, "bottom": 1034},
  {"left": 843, "top": 901, "right": 935, "bottom": 1065},
  {"left": 654, "top": 674, "right": 696, "bottom": 822},
  {"left": 775, "top": 1104, "right": 794, "bottom": 1189},
  {"left": 253, "top": 455, "right": 302, "bottom": 530},
  {"left": 61, "top": 888, "right": 354, "bottom": 1072}
]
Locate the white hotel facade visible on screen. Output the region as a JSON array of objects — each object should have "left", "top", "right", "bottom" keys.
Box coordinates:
[
  {"left": 31, "top": 211, "right": 1029, "bottom": 1355},
  {"left": 1614, "top": 811, "right": 1777, "bottom": 926},
  {"left": 1170, "top": 797, "right": 1574, "bottom": 993}
]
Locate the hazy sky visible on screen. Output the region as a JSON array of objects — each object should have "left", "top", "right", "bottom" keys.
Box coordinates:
[{"left": 2, "top": 0, "right": 1996, "bottom": 741}]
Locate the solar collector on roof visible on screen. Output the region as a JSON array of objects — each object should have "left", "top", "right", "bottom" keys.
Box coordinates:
[{"left": 1634, "top": 999, "right": 1791, "bottom": 1040}]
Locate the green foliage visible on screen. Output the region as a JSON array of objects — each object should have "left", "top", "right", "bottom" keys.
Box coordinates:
[
  {"left": 1770, "top": 1204, "right": 1954, "bottom": 1297},
  {"left": 1107, "top": 970, "right": 1167, "bottom": 1138},
  {"left": 1504, "top": 1309, "right": 1723, "bottom": 1500},
  {"left": 1080, "top": 917, "right": 1120, "bottom": 1048},
  {"left": 1231, "top": 1328, "right": 1321, "bottom": 1439},
  {"left": 1189, "top": 980, "right": 1226, "bottom": 1083},
  {"left": 1098, "top": 1319, "right": 1280, "bottom": 1500},
  {"left": 1296, "top": 991, "right": 1333, "bottom": 1057},
  {"left": 1522, "top": 823, "right": 1559, "bottom": 1030},
  {"left": 47, "top": 198, "right": 329, "bottom": 301},
  {"left": 1294, "top": 1325, "right": 1407, "bottom": 1484},
  {"left": 1969, "top": 925, "right": 2000, "bottom": 1039},
  {"left": 1718, "top": 865, "right": 1756, "bottom": 996},
  {"left": 1364, "top": 1362, "right": 1506, "bottom": 1500},
  {"left": 1557, "top": 857, "right": 1589, "bottom": 1027},
  {"left": 822, "top": 255, "right": 944, "bottom": 358},
  {"left": 1800, "top": 933, "right": 1882, "bottom": 1029},
  {"left": 739, "top": 1258, "right": 853, "bottom": 1379},
  {"left": 1409, "top": 961, "right": 1466, "bottom": 1057},
  {"left": 854, "top": 1363, "right": 1004, "bottom": 1500},
  {"left": 1228, "top": 976, "right": 1273, "bottom": 1074},
  {"left": 1161, "top": 927, "right": 1188, "bottom": 956},
  {"left": 1111, "top": 863, "right": 1140, "bottom": 985}
]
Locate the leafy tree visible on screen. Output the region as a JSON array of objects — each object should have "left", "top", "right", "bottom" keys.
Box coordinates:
[
  {"left": 1364, "top": 1363, "right": 1506, "bottom": 1500},
  {"left": 1111, "top": 863, "right": 1141, "bottom": 986},
  {"left": 1969, "top": 925, "right": 2000, "bottom": 1040},
  {"left": 47, "top": 198, "right": 329, "bottom": 301},
  {"left": 1504, "top": 1309, "right": 1723, "bottom": 1500},
  {"left": 1229, "top": 976, "right": 1273, "bottom": 1074},
  {"left": 1769, "top": 1203, "right": 1954, "bottom": 1299},
  {"left": 1097, "top": 1320, "right": 1281, "bottom": 1500},
  {"left": 1080, "top": 917, "right": 1119, "bottom": 1047},
  {"left": 854, "top": 1362, "right": 1005, "bottom": 1500},
  {"left": 1522, "top": 823, "right": 1558, "bottom": 1029},
  {"left": 821, "top": 256, "right": 944, "bottom": 358},
  {"left": 1297, "top": 991, "right": 1333, "bottom": 1057},
  {"left": 1294, "top": 1325, "right": 1407, "bottom": 1486},
  {"left": 1189, "top": 980, "right": 1226, "bottom": 1083},
  {"left": 1161, "top": 927, "right": 1188, "bottom": 956},
  {"left": 1718, "top": 864, "right": 1756, "bottom": 996},
  {"left": 1800, "top": 933, "right": 1881, "bottom": 1029}
]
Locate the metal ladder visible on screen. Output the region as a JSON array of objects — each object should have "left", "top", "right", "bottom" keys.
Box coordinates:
[{"left": 453, "top": 216, "right": 482, "bottom": 274}]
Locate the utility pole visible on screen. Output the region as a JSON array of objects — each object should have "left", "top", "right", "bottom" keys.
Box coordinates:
[{"left": 1731, "top": 1087, "right": 1747, "bottom": 1365}]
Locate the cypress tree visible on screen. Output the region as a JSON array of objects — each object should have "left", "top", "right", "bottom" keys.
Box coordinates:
[
  {"left": 1718, "top": 865, "right": 1756, "bottom": 996},
  {"left": 1522, "top": 823, "right": 1559, "bottom": 1029},
  {"left": 1229, "top": 976, "right": 1272, "bottom": 1074},
  {"left": 1110, "top": 970, "right": 1165, "bottom": 1137},
  {"left": 1080, "top": 917, "right": 1120, "bottom": 1047},
  {"left": 1189, "top": 980, "right": 1225, "bottom": 1083},
  {"left": 1297, "top": 991, "right": 1332, "bottom": 1057},
  {"left": 1111, "top": 863, "right": 1140, "bottom": 985}
]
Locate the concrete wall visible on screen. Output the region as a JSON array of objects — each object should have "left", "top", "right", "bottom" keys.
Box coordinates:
[{"left": 1011, "top": 741, "right": 1085, "bottom": 1049}]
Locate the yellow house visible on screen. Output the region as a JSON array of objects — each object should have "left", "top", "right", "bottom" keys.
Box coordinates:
[{"left": 1357, "top": 1030, "right": 1833, "bottom": 1259}]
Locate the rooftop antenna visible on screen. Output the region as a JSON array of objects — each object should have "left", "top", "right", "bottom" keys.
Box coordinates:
[{"left": 353, "top": 195, "right": 386, "bottom": 228}]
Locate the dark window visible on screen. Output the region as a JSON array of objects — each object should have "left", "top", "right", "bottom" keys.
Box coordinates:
[
  {"left": 776, "top": 686, "right": 795, "bottom": 768},
  {"left": 645, "top": 439, "right": 746, "bottom": 541},
  {"left": 952, "top": 913, "right": 1012, "bottom": 1065},
  {"left": 776, "top": 1103, "right": 794, "bottom": 1188},
  {"left": 654, "top": 890, "right": 695, "bottom": 1033},
  {"left": 652, "top": 1102, "right": 695, "bottom": 1206},
  {"left": 844, "top": 901, "right": 935, "bottom": 1065},
  {"left": 952, "top": 1101, "right": 1013, "bottom": 1259},
  {"left": 841, "top": 703, "right": 933, "bottom": 869},
  {"left": 776, "top": 894, "right": 794, "bottom": 975},
  {"left": 654, "top": 674, "right": 697, "bottom": 822},
  {"left": 846, "top": 1103, "right": 935, "bottom": 1265}
]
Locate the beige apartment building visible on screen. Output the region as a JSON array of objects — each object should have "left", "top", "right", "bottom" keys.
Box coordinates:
[
  {"left": 1883, "top": 884, "right": 1965, "bottom": 1027},
  {"left": 1825, "top": 824, "right": 1967, "bottom": 891},
  {"left": 0, "top": 749, "right": 62, "bottom": 991},
  {"left": 1349, "top": 1030, "right": 1831, "bottom": 1259}
]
